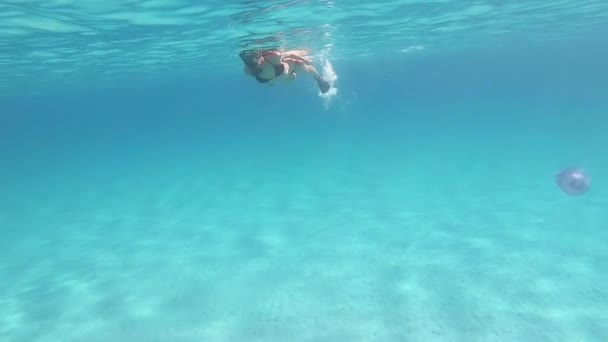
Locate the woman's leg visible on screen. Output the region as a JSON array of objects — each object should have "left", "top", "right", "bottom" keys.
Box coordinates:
[{"left": 292, "top": 62, "right": 330, "bottom": 93}]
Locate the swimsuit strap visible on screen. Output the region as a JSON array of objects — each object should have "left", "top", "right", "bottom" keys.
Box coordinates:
[{"left": 255, "top": 63, "right": 285, "bottom": 83}]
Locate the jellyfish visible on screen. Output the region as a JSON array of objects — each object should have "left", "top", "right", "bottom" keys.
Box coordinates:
[{"left": 555, "top": 167, "right": 590, "bottom": 196}]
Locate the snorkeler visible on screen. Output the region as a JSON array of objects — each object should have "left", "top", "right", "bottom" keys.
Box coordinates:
[{"left": 239, "top": 49, "right": 331, "bottom": 94}]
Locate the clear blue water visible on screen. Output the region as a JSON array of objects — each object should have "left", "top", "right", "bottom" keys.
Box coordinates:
[{"left": 1, "top": 1, "right": 608, "bottom": 341}]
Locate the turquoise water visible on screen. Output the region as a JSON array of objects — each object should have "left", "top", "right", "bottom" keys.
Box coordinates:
[{"left": 1, "top": 1, "right": 608, "bottom": 341}]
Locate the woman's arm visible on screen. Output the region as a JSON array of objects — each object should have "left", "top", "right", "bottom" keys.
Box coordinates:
[
  {"left": 260, "top": 50, "right": 283, "bottom": 65},
  {"left": 260, "top": 49, "right": 313, "bottom": 65},
  {"left": 282, "top": 50, "right": 312, "bottom": 64}
]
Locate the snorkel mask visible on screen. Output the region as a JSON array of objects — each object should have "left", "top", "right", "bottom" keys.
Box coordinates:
[{"left": 239, "top": 50, "right": 263, "bottom": 73}]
